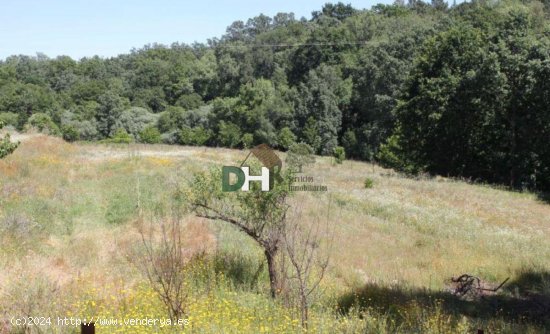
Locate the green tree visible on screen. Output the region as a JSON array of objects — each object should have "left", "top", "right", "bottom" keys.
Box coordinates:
[
  {"left": 0, "top": 82, "right": 59, "bottom": 130},
  {"left": 175, "top": 93, "right": 204, "bottom": 110},
  {"left": 389, "top": 24, "right": 514, "bottom": 186},
  {"left": 116, "top": 107, "right": 158, "bottom": 138},
  {"left": 333, "top": 146, "right": 346, "bottom": 164},
  {"left": 341, "top": 129, "right": 358, "bottom": 158},
  {"left": 179, "top": 126, "right": 212, "bottom": 146},
  {"left": 139, "top": 126, "right": 162, "bottom": 144},
  {"left": 217, "top": 121, "right": 242, "bottom": 148},
  {"left": 186, "top": 166, "right": 294, "bottom": 298},
  {"left": 301, "top": 117, "right": 321, "bottom": 153},
  {"left": 96, "top": 92, "right": 128, "bottom": 138},
  {"left": 27, "top": 113, "right": 60, "bottom": 135},
  {"left": 286, "top": 142, "right": 316, "bottom": 173},
  {"left": 104, "top": 128, "right": 134, "bottom": 144},
  {"left": 211, "top": 79, "right": 293, "bottom": 148},
  {"left": 61, "top": 124, "right": 80, "bottom": 142},
  {"left": 157, "top": 106, "right": 186, "bottom": 133},
  {"left": 295, "top": 65, "right": 352, "bottom": 155},
  {"left": 277, "top": 127, "right": 296, "bottom": 150},
  {"left": 0, "top": 121, "right": 19, "bottom": 158},
  {"left": 242, "top": 133, "right": 254, "bottom": 149},
  {"left": 312, "top": 2, "right": 357, "bottom": 21}
]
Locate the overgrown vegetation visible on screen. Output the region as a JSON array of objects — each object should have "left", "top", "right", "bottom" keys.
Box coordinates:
[
  {"left": 1, "top": 137, "right": 549, "bottom": 333},
  {"left": 2, "top": 0, "right": 550, "bottom": 332},
  {"left": 0, "top": 121, "right": 18, "bottom": 158}
]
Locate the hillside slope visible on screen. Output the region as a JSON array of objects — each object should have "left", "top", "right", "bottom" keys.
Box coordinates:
[{"left": 1, "top": 136, "right": 549, "bottom": 332}]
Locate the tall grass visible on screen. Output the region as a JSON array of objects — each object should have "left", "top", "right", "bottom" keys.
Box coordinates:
[{"left": 1, "top": 136, "right": 549, "bottom": 333}]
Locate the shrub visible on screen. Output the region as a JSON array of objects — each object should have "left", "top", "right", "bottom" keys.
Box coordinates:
[
  {"left": 139, "top": 126, "right": 161, "bottom": 144},
  {"left": 60, "top": 111, "right": 99, "bottom": 141},
  {"left": 286, "top": 142, "right": 315, "bottom": 173},
  {"left": 27, "top": 113, "right": 60, "bottom": 135},
  {"left": 61, "top": 124, "right": 80, "bottom": 142},
  {"left": 333, "top": 146, "right": 345, "bottom": 164},
  {"left": 180, "top": 126, "right": 212, "bottom": 146},
  {"left": 364, "top": 177, "right": 374, "bottom": 189},
  {"left": 277, "top": 127, "right": 297, "bottom": 150},
  {"left": 176, "top": 93, "right": 204, "bottom": 110},
  {"left": 0, "top": 121, "right": 19, "bottom": 159},
  {"left": 0, "top": 112, "right": 18, "bottom": 127},
  {"left": 377, "top": 133, "right": 419, "bottom": 174},
  {"left": 341, "top": 129, "right": 358, "bottom": 158},
  {"left": 161, "top": 130, "right": 180, "bottom": 144},
  {"left": 217, "top": 121, "right": 241, "bottom": 148},
  {"left": 102, "top": 128, "right": 134, "bottom": 144},
  {"left": 242, "top": 133, "right": 254, "bottom": 149},
  {"left": 116, "top": 107, "right": 158, "bottom": 138}
]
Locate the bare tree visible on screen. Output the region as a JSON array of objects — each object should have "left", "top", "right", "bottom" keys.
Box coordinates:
[
  {"left": 132, "top": 213, "right": 190, "bottom": 320},
  {"left": 281, "top": 199, "right": 333, "bottom": 330},
  {"left": 1, "top": 271, "right": 58, "bottom": 334}
]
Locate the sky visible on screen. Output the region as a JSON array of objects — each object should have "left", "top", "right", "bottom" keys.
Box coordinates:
[{"left": 0, "top": 0, "right": 395, "bottom": 60}]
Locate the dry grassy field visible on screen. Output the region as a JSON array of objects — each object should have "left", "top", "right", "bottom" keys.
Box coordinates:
[{"left": 1, "top": 135, "right": 549, "bottom": 333}]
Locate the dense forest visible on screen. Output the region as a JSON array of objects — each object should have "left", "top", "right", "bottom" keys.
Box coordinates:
[{"left": 1, "top": 0, "right": 549, "bottom": 191}]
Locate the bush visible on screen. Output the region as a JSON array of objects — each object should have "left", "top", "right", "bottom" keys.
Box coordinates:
[
  {"left": 139, "top": 126, "right": 161, "bottom": 144},
  {"left": 27, "top": 113, "right": 60, "bottom": 135},
  {"left": 61, "top": 125, "right": 80, "bottom": 142},
  {"left": 158, "top": 105, "right": 211, "bottom": 133},
  {"left": 217, "top": 121, "right": 241, "bottom": 148},
  {"left": 286, "top": 142, "right": 315, "bottom": 173},
  {"left": 341, "top": 129, "right": 358, "bottom": 158},
  {"left": 242, "top": 133, "right": 254, "bottom": 149},
  {"left": 0, "top": 112, "right": 18, "bottom": 127},
  {"left": 333, "top": 146, "right": 346, "bottom": 164},
  {"left": 161, "top": 130, "right": 180, "bottom": 144},
  {"left": 364, "top": 177, "right": 374, "bottom": 189},
  {"left": 60, "top": 111, "right": 100, "bottom": 141},
  {"left": 180, "top": 126, "right": 212, "bottom": 146},
  {"left": 377, "top": 133, "right": 418, "bottom": 174},
  {"left": 176, "top": 93, "right": 204, "bottom": 110},
  {"left": 102, "top": 128, "right": 134, "bottom": 144},
  {"left": 0, "top": 121, "right": 19, "bottom": 159},
  {"left": 277, "top": 127, "right": 297, "bottom": 150},
  {"left": 116, "top": 107, "right": 158, "bottom": 138}
]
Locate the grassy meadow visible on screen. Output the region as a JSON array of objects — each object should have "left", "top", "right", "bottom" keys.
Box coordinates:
[{"left": 1, "top": 135, "right": 549, "bottom": 333}]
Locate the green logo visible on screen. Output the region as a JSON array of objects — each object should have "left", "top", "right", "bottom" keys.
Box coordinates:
[{"left": 222, "top": 144, "right": 282, "bottom": 192}]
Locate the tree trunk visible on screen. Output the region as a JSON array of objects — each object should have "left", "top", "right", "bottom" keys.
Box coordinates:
[
  {"left": 265, "top": 249, "right": 278, "bottom": 298},
  {"left": 303, "top": 301, "right": 309, "bottom": 330},
  {"left": 509, "top": 116, "right": 518, "bottom": 189},
  {"left": 300, "top": 289, "right": 309, "bottom": 330}
]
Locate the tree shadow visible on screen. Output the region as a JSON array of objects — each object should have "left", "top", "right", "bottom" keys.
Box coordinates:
[
  {"left": 536, "top": 191, "right": 550, "bottom": 204},
  {"left": 211, "top": 250, "right": 266, "bottom": 291},
  {"left": 337, "top": 270, "right": 550, "bottom": 330}
]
